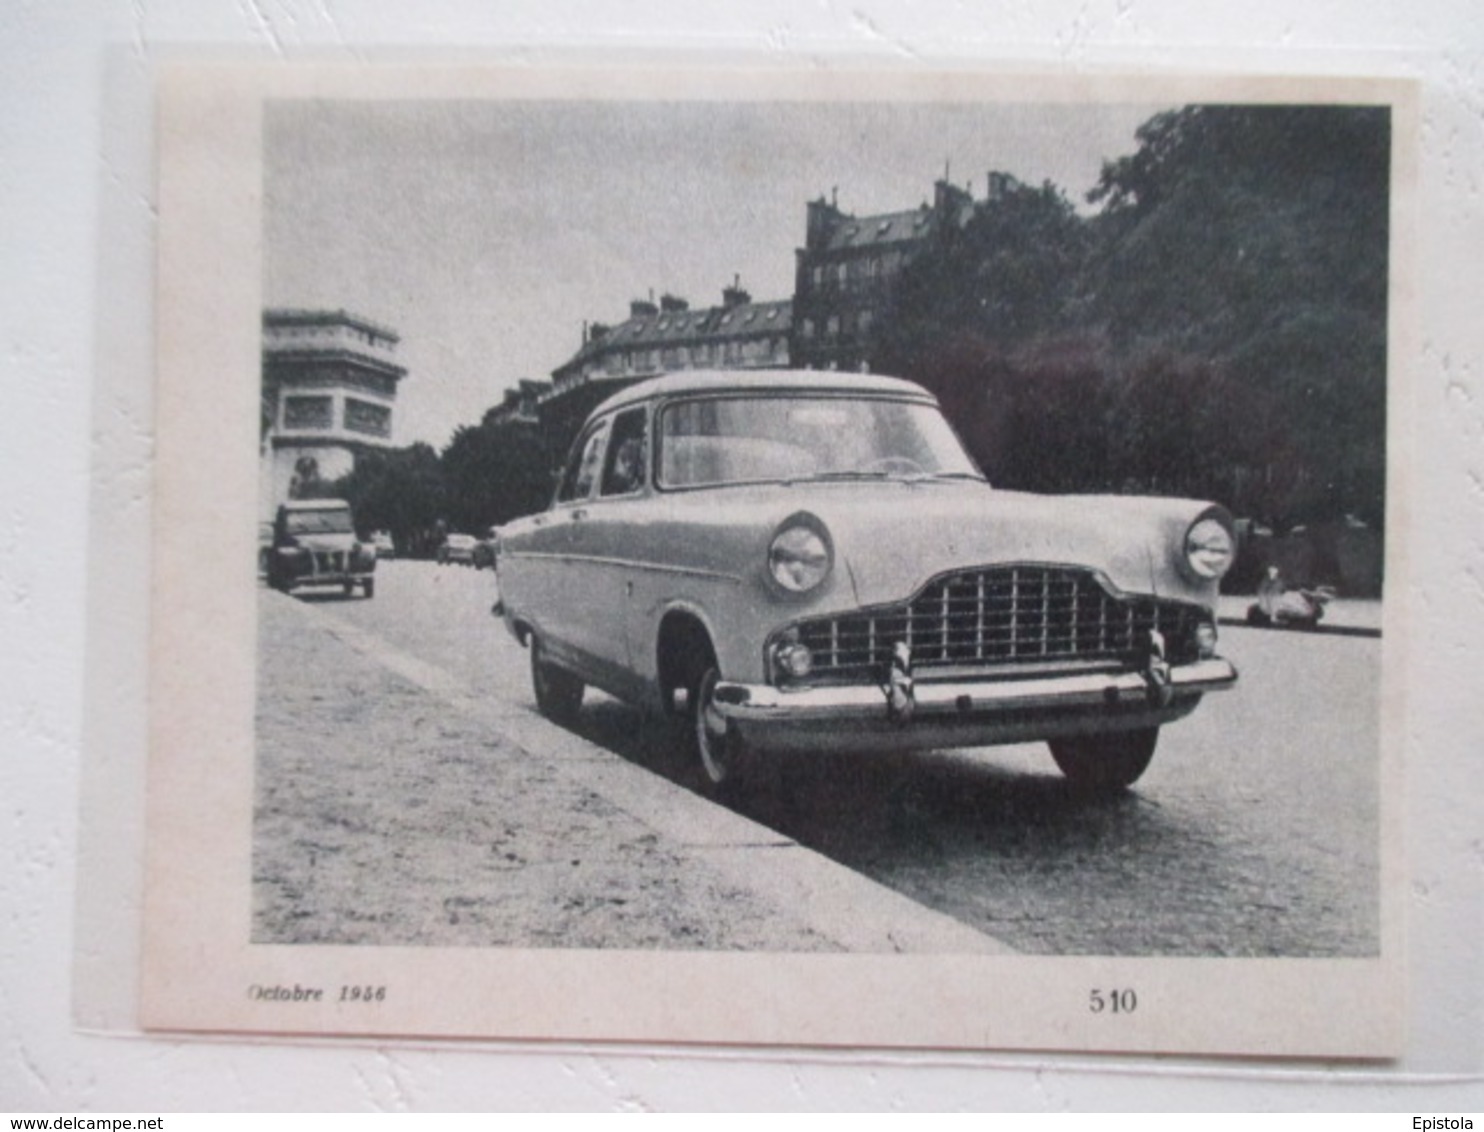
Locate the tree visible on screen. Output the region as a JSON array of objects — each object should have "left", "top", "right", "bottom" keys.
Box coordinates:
[
  {"left": 1086, "top": 104, "right": 1391, "bottom": 524},
  {"left": 326, "top": 443, "right": 446, "bottom": 556},
  {"left": 876, "top": 175, "right": 1092, "bottom": 386},
  {"left": 440, "top": 419, "right": 556, "bottom": 535}
]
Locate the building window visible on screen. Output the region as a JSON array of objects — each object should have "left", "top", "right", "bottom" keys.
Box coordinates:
[
  {"left": 800, "top": 318, "right": 815, "bottom": 339},
  {"left": 858, "top": 309, "right": 874, "bottom": 336},
  {"left": 826, "top": 315, "right": 840, "bottom": 339},
  {"left": 344, "top": 398, "right": 391, "bottom": 438},
  {"left": 283, "top": 395, "right": 332, "bottom": 430}
]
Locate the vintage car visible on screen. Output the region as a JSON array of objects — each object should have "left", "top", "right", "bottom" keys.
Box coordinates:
[
  {"left": 493, "top": 370, "right": 1237, "bottom": 795},
  {"left": 437, "top": 532, "right": 478, "bottom": 566},
  {"left": 473, "top": 527, "right": 501, "bottom": 571},
  {"left": 267, "top": 499, "right": 376, "bottom": 598},
  {"left": 257, "top": 520, "right": 274, "bottom": 579},
  {"left": 370, "top": 529, "right": 397, "bottom": 559}
]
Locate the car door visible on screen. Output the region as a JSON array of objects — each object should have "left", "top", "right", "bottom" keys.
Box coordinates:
[
  {"left": 519, "top": 417, "right": 609, "bottom": 673},
  {"left": 578, "top": 405, "right": 652, "bottom": 692}
]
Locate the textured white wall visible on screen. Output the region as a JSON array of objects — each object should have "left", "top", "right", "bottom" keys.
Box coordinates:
[{"left": 5, "top": 0, "right": 1482, "bottom": 1111}]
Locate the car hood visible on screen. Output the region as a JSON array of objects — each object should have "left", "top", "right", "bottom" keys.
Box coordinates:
[{"left": 784, "top": 482, "right": 1220, "bottom": 607}]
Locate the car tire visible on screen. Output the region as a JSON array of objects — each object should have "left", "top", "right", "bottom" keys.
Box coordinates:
[
  {"left": 530, "top": 635, "right": 583, "bottom": 723},
  {"left": 689, "top": 662, "right": 755, "bottom": 798},
  {"left": 1048, "top": 727, "right": 1159, "bottom": 794},
  {"left": 362, "top": 578, "right": 375, "bottom": 599}
]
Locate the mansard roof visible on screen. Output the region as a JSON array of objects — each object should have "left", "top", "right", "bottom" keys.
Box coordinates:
[
  {"left": 559, "top": 298, "right": 792, "bottom": 372},
  {"left": 818, "top": 207, "right": 937, "bottom": 253}
]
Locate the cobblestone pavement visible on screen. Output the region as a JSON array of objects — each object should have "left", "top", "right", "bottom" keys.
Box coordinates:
[{"left": 253, "top": 583, "right": 1008, "bottom": 953}]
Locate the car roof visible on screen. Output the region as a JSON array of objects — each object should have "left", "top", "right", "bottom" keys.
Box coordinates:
[{"left": 590, "top": 369, "right": 936, "bottom": 417}]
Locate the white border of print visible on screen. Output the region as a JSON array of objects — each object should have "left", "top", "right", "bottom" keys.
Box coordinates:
[{"left": 141, "top": 64, "right": 1414, "bottom": 1056}]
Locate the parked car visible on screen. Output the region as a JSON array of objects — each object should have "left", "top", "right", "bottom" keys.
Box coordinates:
[
  {"left": 473, "top": 527, "right": 500, "bottom": 571},
  {"left": 437, "top": 533, "right": 478, "bottom": 566},
  {"left": 266, "top": 499, "right": 376, "bottom": 598},
  {"left": 257, "top": 520, "right": 274, "bottom": 579},
  {"left": 370, "top": 529, "right": 396, "bottom": 559},
  {"left": 493, "top": 370, "right": 1238, "bottom": 795}
]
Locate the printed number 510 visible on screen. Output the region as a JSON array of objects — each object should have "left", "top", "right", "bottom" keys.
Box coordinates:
[{"left": 1089, "top": 989, "right": 1137, "bottom": 1014}]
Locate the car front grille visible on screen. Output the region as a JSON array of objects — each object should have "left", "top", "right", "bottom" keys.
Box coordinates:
[
  {"left": 312, "top": 551, "right": 346, "bottom": 575},
  {"left": 789, "top": 564, "right": 1202, "bottom": 680}
]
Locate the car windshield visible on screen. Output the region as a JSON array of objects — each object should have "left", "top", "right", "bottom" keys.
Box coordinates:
[
  {"left": 657, "top": 395, "right": 983, "bottom": 489},
  {"left": 285, "top": 508, "right": 354, "bottom": 535}
]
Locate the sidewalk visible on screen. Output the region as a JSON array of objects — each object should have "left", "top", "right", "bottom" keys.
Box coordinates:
[{"left": 253, "top": 591, "right": 1013, "bottom": 954}]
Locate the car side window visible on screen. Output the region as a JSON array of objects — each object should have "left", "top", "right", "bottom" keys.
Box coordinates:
[
  {"left": 600, "top": 407, "right": 648, "bottom": 497},
  {"left": 557, "top": 419, "right": 609, "bottom": 504}
]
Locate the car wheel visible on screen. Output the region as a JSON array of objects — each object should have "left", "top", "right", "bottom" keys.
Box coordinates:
[
  {"left": 362, "top": 578, "right": 375, "bottom": 599},
  {"left": 343, "top": 581, "right": 355, "bottom": 597},
  {"left": 689, "top": 662, "right": 754, "bottom": 798},
  {"left": 1048, "top": 727, "right": 1158, "bottom": 794},
  {"left": 530, "top": 635, "right": 583, "bottom": 723}
]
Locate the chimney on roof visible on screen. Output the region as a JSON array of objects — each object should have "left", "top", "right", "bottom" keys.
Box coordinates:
[
  {"left": 933, "top": 177, "right": 973, "bottom": 221},
  {"left": 986, "top": 171, "right": 1012, "bottom": 202},
  {"left": 722, "top": 277, "right": 750, "bottom": 309},
  {"left": 630, "top": 298, "right": 658, "bottom": 318},
  {"left": 589, "top": 322, "right": 609, "bottom": 341},
  {"left": 659, "top": 293, "right": 689, "bottom": 313},
  {"left": 806, "top": 195, "right": 845, "bottom": 249}
]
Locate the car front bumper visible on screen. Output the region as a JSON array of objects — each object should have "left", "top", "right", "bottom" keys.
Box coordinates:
[
  {"left": 713, "top": 658, "right": 1237, "bottom": 754},
  {"left": 286, "top": 572, "right": 374, "bottom": 587}
]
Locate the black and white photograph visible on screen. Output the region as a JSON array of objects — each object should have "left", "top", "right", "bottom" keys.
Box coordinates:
[{"left": 140, "top": 66, "right": 1410, "bottom": 1056}]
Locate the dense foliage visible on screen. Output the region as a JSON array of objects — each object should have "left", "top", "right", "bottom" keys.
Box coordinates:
[
  {"left": 317, "top": 418, "right": 556, "bottom": 555},
  {"left": 878, "top": 104, "right": 1390, "bottom": 530},
  {"left": 323, "top": 442, "right": 447, "bottom": 556},
  {"left": 439, "top": 416, "right": 557, "bottom": 536}
]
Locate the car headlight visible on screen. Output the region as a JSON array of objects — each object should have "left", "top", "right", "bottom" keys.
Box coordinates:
[
  {"left": 768, "top": 516, "right": 832, "bottom": 594},
  {"left": 1184, "top": 516, "right": 1235, "bottom": 580}
]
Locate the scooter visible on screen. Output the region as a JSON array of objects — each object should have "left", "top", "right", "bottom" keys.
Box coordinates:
[{"left": 1246, "top": 566, "right": 1336, "bottom": 629}]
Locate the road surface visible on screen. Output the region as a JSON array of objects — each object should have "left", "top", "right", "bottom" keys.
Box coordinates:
[{"left": 259, "top": 558, "right": 1381, "bottom": 956}]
